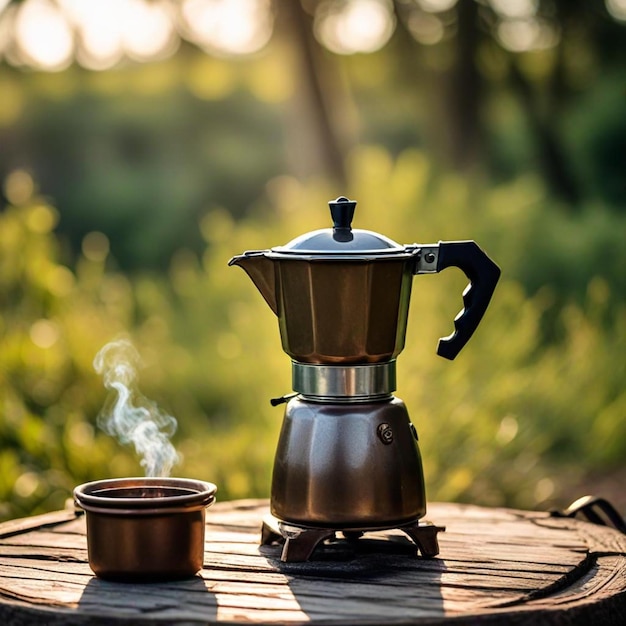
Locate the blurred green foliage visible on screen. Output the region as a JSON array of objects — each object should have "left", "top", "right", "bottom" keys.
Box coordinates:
[
  {"left": 1, "top": 147, "right": 625, "bottom": 521},
  {"left": 0, "top": 55, "right": 287, "bottom": 271}
]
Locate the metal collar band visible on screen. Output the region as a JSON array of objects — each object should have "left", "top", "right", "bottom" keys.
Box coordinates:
[{"left": 292, "top": 361, "right": 396, "bottom": 401}]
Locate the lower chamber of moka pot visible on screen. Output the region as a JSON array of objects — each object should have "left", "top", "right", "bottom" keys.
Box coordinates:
[{"left": 73, "top": 477, "right": 217, "bottom": 582}]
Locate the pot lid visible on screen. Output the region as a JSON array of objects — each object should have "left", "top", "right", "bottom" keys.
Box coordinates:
[{"left": 270, "top": 196, "right": 408, "bottom": 257}]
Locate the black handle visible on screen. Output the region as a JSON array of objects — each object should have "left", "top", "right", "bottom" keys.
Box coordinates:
[{"left": 435, "top": 241, "right": 501, "bottom": 360}]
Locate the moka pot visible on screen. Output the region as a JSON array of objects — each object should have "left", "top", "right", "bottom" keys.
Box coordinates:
[{"left": 229, "top": 196, "right": 500, "bottom": 528}]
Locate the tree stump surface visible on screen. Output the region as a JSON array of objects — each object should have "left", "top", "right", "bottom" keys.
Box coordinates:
[{"left": 0, "top": 499, "right": 625, "bottom": 625}]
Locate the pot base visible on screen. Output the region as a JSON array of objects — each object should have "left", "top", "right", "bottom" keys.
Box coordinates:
[{"left": 261, "top": 515, "right": 445, "bottom": 562}]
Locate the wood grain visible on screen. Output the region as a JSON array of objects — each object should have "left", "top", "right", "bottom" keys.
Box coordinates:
[{"left": 0, "top": 500, "right": 624, "bottom": 625}]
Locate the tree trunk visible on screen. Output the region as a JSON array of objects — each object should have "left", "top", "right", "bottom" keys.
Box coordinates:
[
  {"left": 509, "top": 59, "right": 581, "bottom": 208},
  {"left": 275, "top": 0, "right": 349, "bottom": 186},
  {"left": 444, "top": 0, "right": 485, "bottom": 172}
]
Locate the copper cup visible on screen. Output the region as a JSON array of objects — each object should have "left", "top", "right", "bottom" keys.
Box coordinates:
[{"left": 74, "top": 477, "right": 217, "bottom": 582}]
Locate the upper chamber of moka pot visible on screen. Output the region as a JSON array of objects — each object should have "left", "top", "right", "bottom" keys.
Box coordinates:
[{"left": 229, "top": 197, "right": 423, "bottom": 364}]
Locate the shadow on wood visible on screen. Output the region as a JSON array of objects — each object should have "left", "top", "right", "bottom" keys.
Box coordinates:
[{"left": 77, "top": 575, "right": 218, "bottom": 624}]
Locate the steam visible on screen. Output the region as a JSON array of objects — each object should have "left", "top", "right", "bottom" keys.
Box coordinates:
[{"left": 93, "top": 338, "right": 181, "bottom": 477}]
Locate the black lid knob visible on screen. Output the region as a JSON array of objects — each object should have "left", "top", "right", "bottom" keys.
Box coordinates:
[{"left": 329, "top": 196, "right": 356, "bottom": 231}]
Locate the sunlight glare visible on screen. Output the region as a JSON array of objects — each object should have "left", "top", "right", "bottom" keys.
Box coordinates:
[
  {"left": 59, "top": 0, "right": 124, "bottom": 69},
  {"left": 15, "top": 0, "right": 74, "bottom": 71},
  {"left": 497, "top": 18, "right": 559, "bottom": 52},
  {"left": 606, "top": 0, "right": 626, "bottom": 21},
  {"left": 122, "top": 0, "right": 178, "bottom": 62},
  {"left": 316, "top": 0, "right": 395, "bottom": 55},
  {"left": 416, "top": 0, "right": 457, "bottom": 13},
  {"left": 181, "top": 0, "right": 273, "bottom": 56},
  {"left": 490, "top": 0, "right": 538, "bottom": 20},
  {"left": 59, "top": 0, "right": 178, "bottom": 70}
]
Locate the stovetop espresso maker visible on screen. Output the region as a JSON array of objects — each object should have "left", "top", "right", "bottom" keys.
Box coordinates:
[{"left": 229, "top": 196, "right": 500, "bottom": 561}]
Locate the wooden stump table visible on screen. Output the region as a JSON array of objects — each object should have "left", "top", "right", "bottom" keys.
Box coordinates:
[{"left": 0, "top": 499, "right": 625, "bottom": 625}]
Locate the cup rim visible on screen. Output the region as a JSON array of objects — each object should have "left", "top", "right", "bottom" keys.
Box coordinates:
[{"left": 74, "top": 477, "right": 217, "bottom": 513}]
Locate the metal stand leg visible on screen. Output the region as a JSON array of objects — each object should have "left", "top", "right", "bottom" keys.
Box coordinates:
[
  {"left": 261, "top": 516, "right": 445, "bottom": 561},
  {"left": 280, "top": 525, "right": 335, "bottom": 562},
  {"left": 261, "top": 517, "right": 335, "bottom": 562},
  {"left": 261, "top": 517, "right": 283, "bottom": 546},
  {"left": 400, "top": 521, "right": 445, "bottom": 558}
]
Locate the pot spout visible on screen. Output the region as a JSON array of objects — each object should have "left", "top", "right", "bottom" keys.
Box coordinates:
[{"left": 228, "top": 251, "right": 278, "bottom": 316}]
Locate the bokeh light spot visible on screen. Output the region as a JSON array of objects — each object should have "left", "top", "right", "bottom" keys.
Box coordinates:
[
  {"left": 122, "top": 0, "right": 178, "bottom": 62},
  {"left": 82, "top": 231, "right": 110, "bottom": 262},
  {"left": 606, "top": 0, "right": 626, "bottom": 21},
  {"left": 496, "top": 415, "right": 519, "bottom": 445},
  {"left": 408, "top": 12, "right": 445, "bottom": 45},
  {"left": 68, "top": 421, "right": 95, "bottom": 448},
  {"left": 30, "top": 319, "right": 61, "bottom": 349},
  {"left": 497, "top": 18, "right": 559, "bottom": 52},
  {"left": 14, "top": 472, "right": 40, "bottom": 499},
  {"left": 186, "top": 56, "right": 236, "bottom": 100},
  {"left": 4, "top": 170, "right": 34, "bottom": 205},
  {"left": 47, "top": 266, "right": 76, "bottom": 297},
  {"left": 65, "top": 0, "right": 126, "bottom": 71},
  {"left": 417, "top": 0, "right": 458, "bottom": 13},
  {"left": 15, "top": 0, "right": 74, "bottom": 71},
  {"left": 534, "top": 477, "right": 555, "bottom": 504},
  {"left": 316, "top": 0, "right": 396, "bottom": 55},
  {"left": 489, "top": 0, "right": 538, "bottom": 20},
  {"left": 26, "top": 204, "right": 58, "bottom": 234},
  {"left": 181, "top": 0, "right": 274, "bottom": 56}
]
